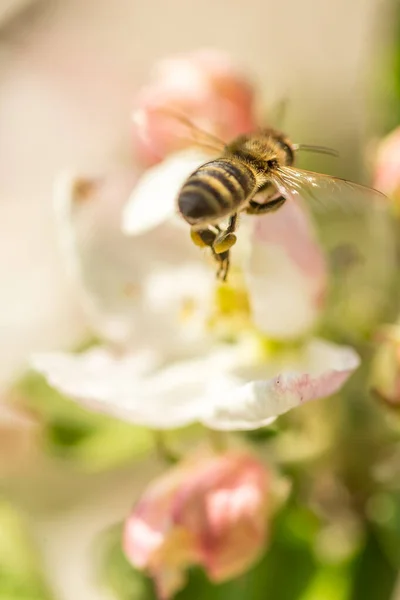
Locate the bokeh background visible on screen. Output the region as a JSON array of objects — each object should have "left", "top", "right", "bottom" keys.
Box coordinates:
[{"left": 1, "top": 1, "right": 400, "bottom": 599}]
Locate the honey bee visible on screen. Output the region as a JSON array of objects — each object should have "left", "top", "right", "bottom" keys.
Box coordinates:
[{"left": 156, "top": 109, "right": 387, "bottom": 281}]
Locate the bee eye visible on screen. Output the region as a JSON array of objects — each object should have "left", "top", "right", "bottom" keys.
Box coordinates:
[
  {"left": 275, "top": 140, "right": 294, "bottom": 165},
  {"left": 267, "top": 159, "right": 278, "bottom": 169}
]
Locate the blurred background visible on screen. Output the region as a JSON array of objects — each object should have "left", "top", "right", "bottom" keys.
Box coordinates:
[{"left": 1, "top": 0, "right": 400, "bottom": 599}]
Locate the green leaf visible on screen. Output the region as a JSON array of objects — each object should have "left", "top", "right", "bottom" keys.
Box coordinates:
[
  {"left": 98, "top": 525, "right": 156, "bottom": 600},
  {"left": 240, "top": 505, "right": 319, "bottom": 600},
  {"left": 299, "top": 565, "right": 352, "bottom": 600},
  {"left": 14, "top": 369, "right": 154, "bottom": 472},
  {"left": 348, "top": 525, "right": 398, "bottom": 600},
  {"left": 367, "top": 492, "right": 400, "bottom": 569},
  {"left": 0, "top": 501, "right": 54, "bottom": 600}
]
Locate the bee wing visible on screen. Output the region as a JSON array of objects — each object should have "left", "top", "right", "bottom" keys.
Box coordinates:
[
  {"left": 159, "top": 107, "right": 226, "bottom": 150},
  {"left": 271, "top": 166, "right": 387, "bottom": 215},
  {"left": 133, "top": 106, "right": 227, "bottom": 155},
  {"left": 270, "top": 166, "right": 396, "bottom": 342},
  {"left": 122, "top": 150, "right": 211, "bottom": 235}
]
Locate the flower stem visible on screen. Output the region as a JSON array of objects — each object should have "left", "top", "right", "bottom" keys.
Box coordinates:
[
  {"left": 208, "top": 429, "right": 228, "bottom": 453},
  {"left": 154, "top": 431, "right": 179, "bottom": 464}
]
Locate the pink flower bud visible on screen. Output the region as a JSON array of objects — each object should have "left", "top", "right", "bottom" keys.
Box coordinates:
[
  {"left": 374, "top": 127, "right": 400, "bottom": 204},
  {"left": 123, "top": 452, "right": 269, "bottom": 598},
  {"left": 132, "top": 49, "right": 257, "bottom": 166},
  {"left": 371, "top": 327, "right": 400, "bottom": 408},
  {"left": 0, "top": 399, "right": 40, "bottom": 475}
]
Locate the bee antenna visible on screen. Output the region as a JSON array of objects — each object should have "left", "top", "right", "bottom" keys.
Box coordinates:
[{"left": 293, "top": 144, "right": 339, "bottom": 158}]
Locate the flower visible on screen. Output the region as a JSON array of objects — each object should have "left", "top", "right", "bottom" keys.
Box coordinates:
[
  {"left": 245, "top": 199, "right": 327, "bottom": 339},
  {"left": 371, "top": 326, "right": 400, "bottom": 408},
  {"left": 123, "top": 451, "right": 269, "bottom": 598},
  {"left": 131, "top": 49, "right": 257, "bottom": 166},
  {"left": 54, "top": 170, "right": 214, "bottom": 350},
  {"left": 126, "top": 51, "right": 396, "bottom": 345},
  {"left": 123, "top": 151, "right": 328, "bottom": 340},
  {"left": 31, "top": 337, "right": 359, "bottom": 431},
  {"left": 33, "top": 169, "right": 359, "bottom": 431},
  {"left": 374, "top": 127, "right": 400, "bottom": 205},
  {"left": 31, "top": 51, "right": 360, "bottom": 434}
]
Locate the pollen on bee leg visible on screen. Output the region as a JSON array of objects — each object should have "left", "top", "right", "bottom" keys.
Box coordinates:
[
  {"left": 190, "top": 229, "right": 208, "bottom": 248},
  {"left": 213, "top": 233, "right": 237, "bottom": 254}
]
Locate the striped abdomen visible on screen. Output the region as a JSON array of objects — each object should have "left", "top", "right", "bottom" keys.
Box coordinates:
[{"left": 177, "top": 158, "right": 257, "bottom": 226}]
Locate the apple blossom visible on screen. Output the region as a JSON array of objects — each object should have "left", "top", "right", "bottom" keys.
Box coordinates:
[
  {"left": 31, "top": 51, "right": 361, "bottom": 436},
  {"left": 54, "top": 170, "right": 214, "bottom": 351},
  {"left": 123, "top": 150, "right": 328, "bottom": 341},
  {"left": 131, "top": 49, "right": 257, "bottom": 166},
  {"left": 374, "top": 126, "right": 400, "bottom": 204},
  {"left": 123, "top": 451, "right": 269, "bottom": 598}
]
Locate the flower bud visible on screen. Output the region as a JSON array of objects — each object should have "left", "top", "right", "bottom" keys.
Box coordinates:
[
  {"left": 0, "top": 399, "right": 39, "bottom": 475},
  {"left": 123, "top": 451, "right": 269, "bottom": 598},
  {"left": 371, "top": 327, "right": 400, "bottom": 408},
  {"left": 132, "top": 49, "right": 257, "bottom": 166},
  {"left": 374, "top": 127, "right": 400, "bottom": 210}
]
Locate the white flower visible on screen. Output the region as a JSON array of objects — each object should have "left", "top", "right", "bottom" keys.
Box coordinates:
[
  {"left": 122, "top": 150, "right": 328, "bottom": 341},
  {"left": 54, "top": 169, "right": 214, "bottom": 351},
  {"left": 122, "top": 149, "right": 211, "bottom": 235},
  {"left": 31, "top": 154, "right": 360, "bottom": 432},
  {"left": 31, "top": 338, "right": 359, "bottom": 431}
]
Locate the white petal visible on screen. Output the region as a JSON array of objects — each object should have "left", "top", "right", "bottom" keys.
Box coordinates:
[
  {"left": 31, "top": 339, "right": 359, "bottom": 432},
  {"left": 122, "top": 150, "right": 210, "bottom": 235},
  {"left": 245, "top": 202, "right": 327, "bottom": 340},
  {"left": 53, "top": 171, "right": 209, "bottom": 348},
  {"left": 53, "top": 171, "right": 147, "bottom": 343},
  {"left": 247, "top": 245, "right": 319, "bottom": 338},
  {"left": 202, "top": 339, "right": 360, "bottom": 430},
  {"left": 31, "top": 349, "right": 210, "bottom": 429}
]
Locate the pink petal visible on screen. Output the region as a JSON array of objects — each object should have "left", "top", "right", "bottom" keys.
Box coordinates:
[
  {"left": 124, "top": 451, "right": 269, "bottom": 597},
  {"left": 374, "top": 127, "right": 400, "bottom": 197},
  {"left": 203, "top": 339, "right": 360, "bottom": 430},
  {"left": 131, "top": 49, "right": 257, "bottom": 166},
  {"left": 123, "top": 459, "right": 201, "bottom": 598},
  {"left": 172, "top": 453, "right": 269, "bottom": 581},
  {"left": 0, "top": 400, "right": 40, "bottom": 473}
]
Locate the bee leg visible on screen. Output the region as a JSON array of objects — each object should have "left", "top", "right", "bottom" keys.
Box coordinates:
[
  {"left": 221, "top": 253, "right": 230, "bottom": 281},
  {"left": 213, "top": 249, "right": 230, "bottom": 282},
  {"left": 189, "top": 224, "right": 232, "bottom": 281},
  {"left": 245, "top": 195, "right": 286, "bottom": 215},
  {"left": 213, "top": 214, "right": 238, "bottom": 255},
  {"left": 226, "top": 213, "right": 238, "bottom": 234}
]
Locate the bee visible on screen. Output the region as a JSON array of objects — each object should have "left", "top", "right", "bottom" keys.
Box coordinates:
[
  {"left": 144, "top": 108, "right": 387, "bottom": 282},
  {"left": 178, "top": 127, "right": 296, "bottom": 280}
]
